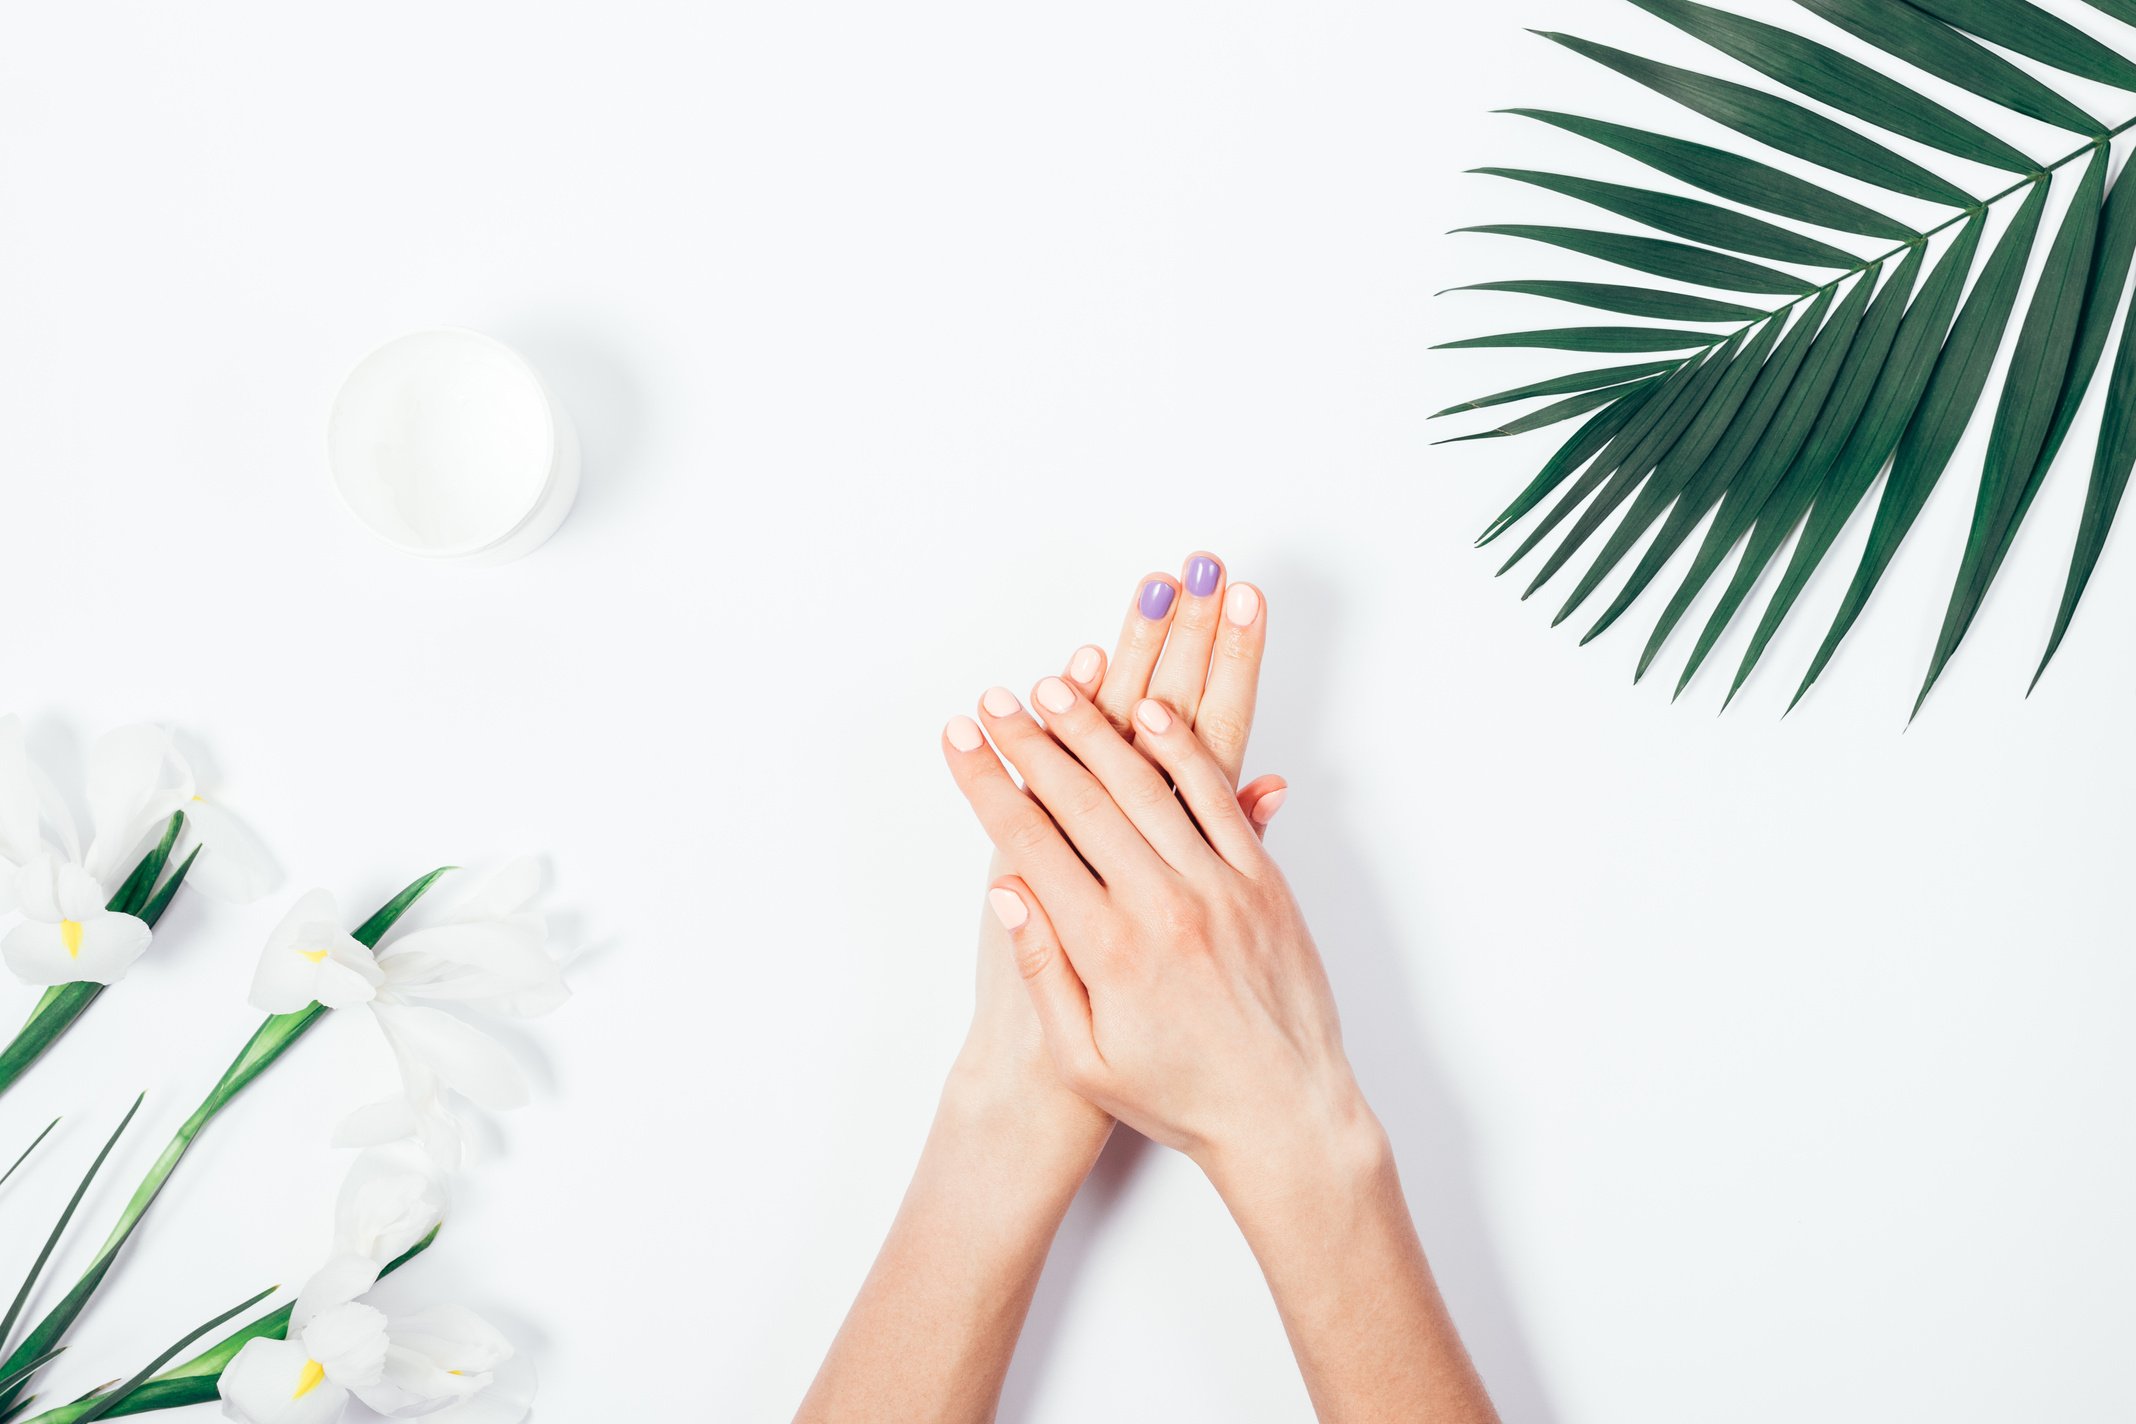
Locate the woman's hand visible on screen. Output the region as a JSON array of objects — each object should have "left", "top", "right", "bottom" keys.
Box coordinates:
[
  {"left": 947, "top": 554, "right": 1283, "bottom": 1143},
  {"left": 941, "top": 640, "right": 1501, "bottom": 1424},
  {"left": 944, "top": 672, "right": 1359, "bottom": 1187}
]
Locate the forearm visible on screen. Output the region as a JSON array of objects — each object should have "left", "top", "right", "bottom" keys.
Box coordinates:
[
  {"left": 1206, "top": 1108, "right": 1498, "bottom": 1424},
  {"left": 798, "top": 1071, "right": 1110, "bottom": 1424}
]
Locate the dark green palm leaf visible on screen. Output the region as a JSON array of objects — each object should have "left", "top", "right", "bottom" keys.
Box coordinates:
[
  {"left": 1469, "top": 168, "right": 1860, "bottom": 266},
  {"left": 1913, "top": 154, "right": 2108, "bottom": 716},
  {"left": 1434, "top": 359, "right": 1683, "bottom": 418},
  {"left": 1906, "top": 0, "right": 2136, "bottom": 91},
  {"left": 1504, "top": 109, "right": 1919, "bottom": 239},
  {"left": 2035, "top": 159, "right": 2136, "bottom": 688},
  {"left": 1442, "top": 280, "right": 1765, "bottom": 322},
  {"left": 1793, "top": 0, "right": 2105, "bottom": 136},
  {"left": 1434, "top": 382, "right": 1662, "bottom": 445},
  {"left": 1538, "top": 32, "right": 1977, "bottom": 206},
  {"left": 1737, "top": 195, "right": 2039, "bottom": 709},
  {"left": 1434, "top": 324, "right": 1724, "bottom": 353},
  {"left": 1443, "top": 2, "right": 2136, "bottom": 713},
  {"left": 1452, "top": 224, "right": 1816, "bottom": 293},
  {"left": 1629, "top": 0, "right": 2044, "bottom": 169}
]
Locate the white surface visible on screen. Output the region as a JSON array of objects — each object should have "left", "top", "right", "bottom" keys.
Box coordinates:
[
  {"left": 3, "top": 2, "right": 2135, "bottom": 1420},
  {"left": 328, "top": 328, "right": 572, "bottom": 561}
]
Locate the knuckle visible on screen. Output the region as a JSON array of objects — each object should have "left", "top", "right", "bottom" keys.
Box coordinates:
[
  {"left": 1060, "top": 779, "right": 1111, "bottom": 822},
  {"left": 1013, "top": 937, "right": 1054, "bottom": 981},
  {"left": 1196, "top": 710, "right": 1249, "bottom": 757},
  {"left": 1004, "top": 815, "right": 1055, "bottom": 857}
]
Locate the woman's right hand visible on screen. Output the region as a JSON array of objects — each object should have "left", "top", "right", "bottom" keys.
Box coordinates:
[{"left": 943, "top": 667, "right": 1374, "bottom": 1195}]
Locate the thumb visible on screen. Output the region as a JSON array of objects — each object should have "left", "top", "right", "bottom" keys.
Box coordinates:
[{"left": 987, "top": 878, "right": 1098, "bottom": 1078}]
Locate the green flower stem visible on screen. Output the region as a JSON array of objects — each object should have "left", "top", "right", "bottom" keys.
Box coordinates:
[
  {"left": 0, "top": 868, "right": 452, "bottom": 1415},
  {"left": 16, "top": 1232, "right": 439, "bottom": 1424},
  {"left": 0, "top": 817, "right": 195, "bottom": 1103},
  {"left": 15, "top": 1232, "right": 439, "bottom": 1424}
]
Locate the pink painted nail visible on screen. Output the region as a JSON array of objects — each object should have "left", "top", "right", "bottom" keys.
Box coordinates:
[
  {"left": 1135, "top": 699, "right": 1173, "bottom": 734},
  {"left": 1070, "top": 646, "right": 1102, "bottom": 682},
  {"left": 982, "top": 687, "right": 1020, "bottom": 717},
  {"left": 1251, "top": 787, "right": 1287, "bottom": 824},
  {"left": 1036, "top": 677, "right": 1074, "bottom": 714},
  {"left": 987, "top": 887, "right": 1029, "bottom": 931},
  {"left": 1225, "top": 584, "right": 1261, "bottom": 627},
  {"left": 946, "top": 716, "right": 984, "bottom": 751}
]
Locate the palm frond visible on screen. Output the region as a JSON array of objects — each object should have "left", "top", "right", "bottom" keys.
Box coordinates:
[{"left": 1442, "top": 0, "right": 2136, "bottom": 715}]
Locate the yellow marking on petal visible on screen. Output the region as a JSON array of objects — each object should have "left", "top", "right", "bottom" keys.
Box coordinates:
[
  {"left": 60, "top": 921, "right": 84, "bottom": 958},
  {"left": 190, "top": 794, "right": 205, "bottom": 802},
  {"left": 297, "top": 949, "right": 329, "bottom": 964},
  {"left": 293, "top": 1359, "right": 326, "bottom": 1399}
]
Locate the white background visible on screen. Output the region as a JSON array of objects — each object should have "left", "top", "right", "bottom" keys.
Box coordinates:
[{"left": 4, "top": 1, "right": 2136, "bottom": 1419}]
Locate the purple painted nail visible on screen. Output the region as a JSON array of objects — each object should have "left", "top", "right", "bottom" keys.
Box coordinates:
[
  {"left": 1184, "top": 556, "right": 1221, "bottom": 597},
  {"left": 1138, "top": 579, "right": 1177, "bottom": 620}
]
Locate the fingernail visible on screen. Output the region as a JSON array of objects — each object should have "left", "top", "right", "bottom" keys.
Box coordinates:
[
  {"left": 946, "top": 716, "right": 984, "bottom": 751},
  {"left": 987, "top": 887, "right": 1029, "bottom": 931},
  {"left": 1070, "top": 646, "right": 1102, "bottom": 683},
  {"left": 1225, "top": 584, "right": 1260, "bottom": 627},
  {"left": 1184, "top": 556, "right": 1221, "bottom": 598},
  {"left": 1135, "top": 698, "right": 1172, "bottom": 734},
  {"left": 982, "top": 687, "right": 1020, "bottom": 717},
  {"left": 1251, "top": 787, "right": 1287, "bottom": 824},
  {"left": 1036, "top": 677, "right": 1074, "bottom": 714},
  {"left": 1138, "top": 579, "right": 1177, "bottom": 620}
]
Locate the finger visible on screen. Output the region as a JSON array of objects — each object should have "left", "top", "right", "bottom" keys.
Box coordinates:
[
  {"left": 977, "top": 687, "right": 1160, "bottom": 879},
  {"left": 1145, "top": 552, "right": 1225, "bottom": 726},
  {"left": 1033, "top": 674, "right": 1215, "bottom": 874},
  {"left": 1095, "top": 573, "right": 1180, "bottom": 733},
  {"left": 1065, "top": 644, "right": 1106, "bottom": 698},
  {"left": 1197, "top": 582, "right": 1267, "bottom": 787},
  {"left": 942, "top": 716, "right": 1102, "bottom": 911},
  {"left": 987, "top": 877, "right": 1102, "bottom": 1084},
  {"left": 1237, "top": 774, "right": 1287, "bottom": 841},
  {"left": 1130, "top": 698, "right": 1264, "bottom": 871}
]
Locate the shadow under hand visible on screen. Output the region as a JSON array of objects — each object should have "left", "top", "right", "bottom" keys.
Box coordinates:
[{"left": 1246, "top": 560, "right": 1559, "bottom": 1424}]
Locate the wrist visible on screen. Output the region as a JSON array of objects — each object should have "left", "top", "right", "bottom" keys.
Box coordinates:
[
  {"left": 1196, "top": 1082, "right": 1392, "bottom": 1232},
  {"left": 938, "top": 1052, "right": 1113, "bottom": 1178}
]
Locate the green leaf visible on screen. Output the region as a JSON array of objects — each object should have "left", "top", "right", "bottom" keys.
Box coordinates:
[
  {"left": 1442, "top": 280, "right": 1766, "bottom": 323},
  {"left": 1915, "top": 157, "right": 2106, "bottom": 718},
  {"left": 70, "top": 1286, "right": 277, "bottom": 1424},
  {"left": 133, "top": 849, "right": 199, "bottom": 928},
  {"left": 1775, "top": 191, "right": 2045, "bottom": 711},
  {"left": 1494, "top": 349, "right": 1723, "bottom": 566},
  {"left": 2080, "top": 0, "right": 2136, "bottom": 24},
  {"left": 1435, "top": 382, "right": 1659, "bottom": 444},
  {"left": 1626, "top": 0, "right": 2042, "bottom": 171},
  {"left": 0, "top": 1121, "right": 57, "bottom": 1192},
  {"left": 1551, "top": 315, "right": 1791, "bottom": 621},
  {"left": 1537, "top": 32, "right": 1976, "bottom": 207},
  {"left": 2036, "top": 160, "right": 2136, "bottom": 689},
  {"left": 1905, "top": 0, "right": 2136, "bottom": 92},
  {"left": 1469, "top": 167, "right": 1861, "bottom": 266},
  {"left": 1433, "top": 358, "right": 1684, "bottom": 417},
  {"left": 105, "top": 815, "right": 182, "bottom": 920},
  {"left": 1504, "top": 109, "right": 1919, "bottom": 240},
  {"left": 1577, "top": 285, "right": 1844, "bottom": 643},
  {"left": 1477, "top": 391, "right": 1662, "bottom": 545},
  {"left": 1615, "top": 263, "right": 1889, "bottom": 669},
  {"left": 0, "top": 1098, "right": 142, "bottom": 1353},
  {"left": 1791, "top": 0, "right": 2105, "bottom": 136},
  {"left": 1518, "top": 335, "right": 1751, "bottom": 593},
  {"left": 1455, "top": 224, "right": 1816, "bottom": 294},
  {"left": 1667, "top": 230, "right": 1966, "bottom": 697},
  {"left": 1436, "top": 323, "right": 1725, "bottom": 352}
]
